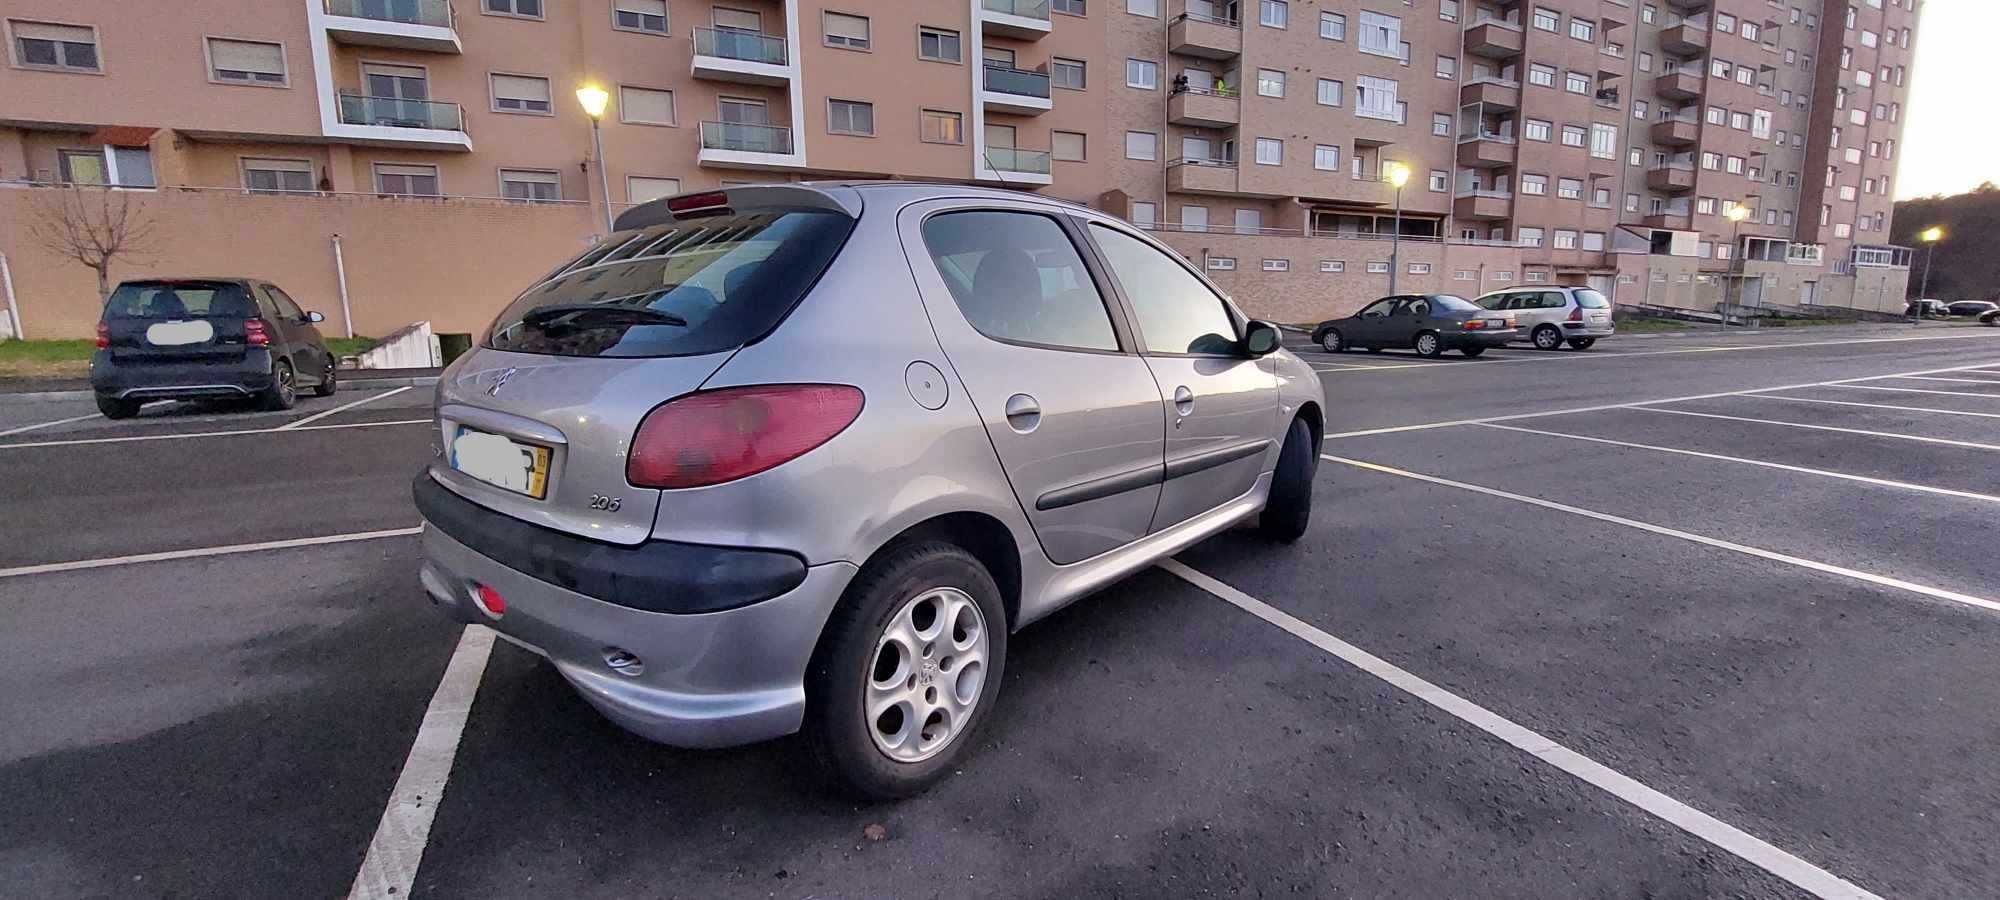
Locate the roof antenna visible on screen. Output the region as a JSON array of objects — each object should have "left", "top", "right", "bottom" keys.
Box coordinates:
[{"left": 981, "top": 145, "right": 1016, "bottom": 192}]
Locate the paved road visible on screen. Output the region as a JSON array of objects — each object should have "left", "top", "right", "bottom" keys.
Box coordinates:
[{"left": 2, "top": 330, "right": 1997, "bottom": 898}]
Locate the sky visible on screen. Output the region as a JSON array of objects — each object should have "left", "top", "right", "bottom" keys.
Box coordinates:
[{"left": 1894, "top": 0, "right": 1994, "bottom": 198}]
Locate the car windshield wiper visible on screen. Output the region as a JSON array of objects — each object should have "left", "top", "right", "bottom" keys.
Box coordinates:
[{"left": 520, "top": 304, "right": 688, "bottom": 328}]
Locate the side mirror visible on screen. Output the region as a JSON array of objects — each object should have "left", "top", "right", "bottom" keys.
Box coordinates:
[
  {"left": 1242, "top": 320, "right": 1280, "bottom": 357},
  {"left": 307, "top": 311, "right": 326, "bottom": 323}
]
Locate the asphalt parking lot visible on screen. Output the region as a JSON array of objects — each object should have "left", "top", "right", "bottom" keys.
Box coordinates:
[{"left": 3, "top": 325, "right": 1997, "bottom": 899}]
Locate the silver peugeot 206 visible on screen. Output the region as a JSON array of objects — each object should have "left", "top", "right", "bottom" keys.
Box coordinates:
[{"left": 415, "top": 182, "right": 1326, "bottom": 798}]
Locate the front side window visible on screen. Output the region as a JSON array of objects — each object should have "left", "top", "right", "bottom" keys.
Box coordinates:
[
  {"left": 1089, "top": 224, "right": 1236, "bottom": 355},
  {"left": 923, "top": 211, "right": 1118, "bottom": 352}
]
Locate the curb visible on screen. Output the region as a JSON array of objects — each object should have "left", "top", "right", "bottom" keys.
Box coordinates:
[{"left": 0, "top": 376, "right": 437, "bottom": 408}]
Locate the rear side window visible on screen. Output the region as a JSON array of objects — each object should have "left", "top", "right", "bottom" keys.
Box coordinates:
[
  {"left": 104, "top": 281, "right": 258, "bottom": 319},
  {"left": 921, "top": 211, "right": 1119, "bottom": 352},
  {"left": 486, "top": 210, "right": 854, "bottom": 358},
  {"left": 1574, "top": 289, "right": 1610, "bottom": 309}
]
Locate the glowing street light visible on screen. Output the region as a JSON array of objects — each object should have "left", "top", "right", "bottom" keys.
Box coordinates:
[
  {"left": 1917, "top": 226, "right": 1945, "bottom": 315},
  {"left": 1386, "top": 163, "right": 1411, "bottom": 293},
  {"left": 577, "top": 85, "right": 614, "bottom": 235}
]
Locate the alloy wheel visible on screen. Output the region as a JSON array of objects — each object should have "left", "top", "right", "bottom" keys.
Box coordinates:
[{"left": 866, "top": 586, "right": 989, "bottom": 763}]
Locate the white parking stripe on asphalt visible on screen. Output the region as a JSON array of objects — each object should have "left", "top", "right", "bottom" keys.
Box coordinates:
[
  {"left": 1634, "top": 406, "right": 2000, "bottom": 453},
  {"left": 1318, "top": 453, "right": 2000, "bottom": 616},
  {"left": 0, "top": 416, "right": 431, "bottom": 451},
  {"left": 0, "top": 526, "right": 423, "bottom": 579},
  {"left": 1828, "top": 384, "right": 2000, "bottom": 400},
  {"left": 277, "top": 386, "right": 414, "bottom": 430},
  {"left": 1312, "top": 332, "right": 2000, "bottom": 376},
  {"left": 347, "top": 625, "right": 495, "bottom": 900},
  {"left": 1740, "top": 395, "right": 2000, "bottom": 420},
  {"left": 1479, "top": 423, "right": 2000, "bottom": 504},
  {"left": 1895, "top": 376, "right": 2000, "bottom": 385},
  {"left": 1160, "top": 559, "right": 1883, "bottom": 900},
  {"left": 0, "top": 413, "right": 99, "bottom": 438}
]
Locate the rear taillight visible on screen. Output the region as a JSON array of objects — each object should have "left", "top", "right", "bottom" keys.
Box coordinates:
[
  {"left": 1463, "top": 319, "right": 1487, "bottom": 330},
  {"left": 1568, "top": 305, "right": 1584, "bottom": 322},
  {"left": 245, "top": 318, "right": 271, "bottom": 346},
  {"left": 95, "top": 321, "right": 110, "bottom": 350},
  {"left": 627, "top": 384, "right": 865, "bottom": 489}
]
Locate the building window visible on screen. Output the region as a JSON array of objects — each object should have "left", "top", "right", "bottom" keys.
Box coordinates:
[
  {"left": 1524, "top": 119, "right": 1551, "bottom": 142},
  {"left": 1525, "top": 270, "right": 1548, "bottom": 283},
  {"left": 483, "top": 0, "right": 543, "bottom": 19},
  {"left": 1561, "top": 125, "right": 1586, "bottom": 147},
  {"left": 1557, "top": 178, "right": 1582, "bottom": 199},
  {"left": 1127, "top": 0, "right": 1158, "bottom": 17},
  {"left": 827, "top": 98, "right": 874, "bottom": 135},
  {"left": 1493, "top": 271, "right": 1513, "bottom": 283},
  {"left": 207, "top": 38, "right": 286, "bottom": 86},
  {"left": 1052, "top": 130, "right": 1085, "bottom": 160},
  {"left": 1366, "top": 261, "right": 1391, "bottom": 274},
  {"left": 1435, "top": 55, "right": 1456, "bottom": 79},
  {"left": 823, "top": 12, "right": 870, "bottom": 49},
  {"left": 500, "top": 168, "right": 561, "bottom": 201},
  {"left": 1254, "top": 137, "right": 1282, "bottom": 165},
  {"left": 1208, "top": 256, "right": 1235, "bottom": 271},
  {"left": 1589, "top": 123, "right": 1617, "bottom": 158},
  {"left": 1564, "top": 71, "right": 1589, "bottom": 94},
  {"left": 1125, "top": 130, "right": 1157, "bottom": 160},
  {"left": 1520, "top": 174, "right": 1547, "bottom": 196},
  {"left": 1696, "top": 197, "right": 1716, "bottom": 214},
  {"left": 1315, "top": 78, "right": 1342, "bottom": 106},
  {"left": 1259, "top": 0, "right": 1287, "bottom": 29},
  {"left": 1591, "top": 187, "right": 1611, "bottom": 207},
  {"left": 921, "top": 108, "right": 963, "bottom": 144},
  {"left": 1256, "top": 68, "right": 1284, "bottom": 97},
  {"left": 491, "top": 73, "right": 554, "bottom": 114},
  {"left": 1528, "top": 64, "right": 1555, "bottom": 87},
  {"left": 1127, "top": 58, "right": 1158, "bottom": 89},
  {"left": 242, "top": 158, "right": 313, "bottom": 194},
  {"left": 1358, "top": 11, "right": 1402, "bottom": 58},
  {"left": 1455, "top": 269, "right": 1476, "bottom": 281},
  {"left": 1320, "top": 260, "right": 1345, "bottom": 273},
  {"left": 1354, "top": 75, "right": 1399, "bottom": 121},
  {"left": 918, "top": 27, "right": 960, "bottom": 62},
  {"left": 628, "top": 176, "right": 681, "bottom": 203},
  {"left": 1517, "top": 227, "right": 1544, "bottom": 247},
  {"left": 1319, "top": 12, "right": 1345, "bottom": 40},
  {"left": 1408, "top": 262, "right": 1431, "bottom": 275},
  {"left": 58, "top": 146, "right": 154, "bottom": 188},
  {"left": 613, "top": 0, "right": 669, "bottom": 34},
  {"left": 1428, "top": 170, "right": 1448, "bottom": 192},
  {"left": 1130, "top": 200, "right": 1156, "bottom": 227},
  {"left": 9, "top": 20, "right": 100, "bottom": 71},
  {"left": 619, "top": 85, "right": 676, "bottom": 125},
  {"left": 1262, "top": 258, "right": 1289, "bottom": 272},
  {"left": 1054, "top": 0, "right": 1085, "bottom": 14},
  {"left": 1440, "top": 0, "right": 1459, "bottom": 23},
  {"left": 1313, "top": 144, "right": 1339, "bottom": 171},
  {"left": 1569, "top": 17, "right": 1593, "bottom": 41},
  {"left": 1432, "top": 113, "right": 1451, "bottom": 136},
  {"left": 375, "top": 163, "right": 440, "bottom": 196},
  {"left": 1531, "top": 7, "right": 1558, "bottom": 31},
  {"left": 1052, "top": 57, "right": 1086, "bottom": 90},
  {"left": 1181, "top": 205, "right": 1208, "bottom": 231}
]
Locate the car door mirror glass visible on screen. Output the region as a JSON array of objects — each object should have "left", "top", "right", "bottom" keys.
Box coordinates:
[
  {"left": 1242, "top": 320, "right": 1279, "bottom": 356},
  {"left": 307, "top": 311, "right": 326, "bottom": 323}
]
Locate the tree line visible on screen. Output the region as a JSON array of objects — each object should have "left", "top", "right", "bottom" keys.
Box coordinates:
[{"left": 1893, "top": 182, "right": 2000, "bottom": 301}]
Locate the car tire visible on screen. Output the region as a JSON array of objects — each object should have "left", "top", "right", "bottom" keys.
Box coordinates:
[
  {"left": 1319, "top": 329, "right": 1345, "bottom": 353},
  {"left": 261, "top": 359, "right": 298, "bottom": 411},
  {"left": 312, "top": 357, "right": 338, "bottom": 397},
  {"left": 1258, "top": 416, "right": 1316, "bottom": 543},
  {"left": 803, "top": 540, "right": 1007, "bottom": 800},
  {"left": 1568, "top": 338, "right": 1597, "bottom": 350},
  {"left": 95, "top": 396, "right": 140, "bottom": 420},
  {"left": 1461, "top": 346, "right": 1487, "bottom": 358},
  {"left": 1414, "top": 331, "right": 1444, "bottom": 358},
  {"left": 1531, "top": 325, "right": 1564, "bottom": 351}
]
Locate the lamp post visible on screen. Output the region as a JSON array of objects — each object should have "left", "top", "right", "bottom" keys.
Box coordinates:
[
  {"left": 576, "top": 85, "right": 614, "bottom": 235},
  {"left": 1386, "top": 162, "right": 1411, "bottom": 294},
  {"left": 1917, "top": 226, "right": 1944, "bottom": 320},
  {"left": 1722, "top": 205, "right": 1748, "bottom": 330}
]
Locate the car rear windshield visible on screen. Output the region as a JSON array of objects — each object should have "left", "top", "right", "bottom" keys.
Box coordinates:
[
  {"left": 1429, "top": 295, "right": 1479, "bottom": 311},
  {"left": 485, "top": 209, "right": 854, "bottom": 358},
  {"left": 104, "top": 281, "right": 257, "bottom": 319},
  {"left": 1575, "top": 289, "right": 1611, "bottom": 309}
]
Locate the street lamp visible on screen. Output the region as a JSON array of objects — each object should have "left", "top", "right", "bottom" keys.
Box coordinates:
[
  {"left": 576, "top": 84, "right": 614, "bottom": 235},
  {"left": 1917, "top": 226, "right": 1944, "bottom": 319},
  {"left": 1722, "top": 205, "right": 1749, "bottom": 331},
  {"left": 1386, "top": 163, "right": 1411, "bottom": 294}
]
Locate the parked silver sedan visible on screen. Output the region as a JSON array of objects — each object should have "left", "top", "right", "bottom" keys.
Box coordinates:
[
  {"left": 1475, "top": 286, "right": 1617, "bottom": 350},
  {"left": 414, "top": 183, "right": 1326, "bottom": 798}
]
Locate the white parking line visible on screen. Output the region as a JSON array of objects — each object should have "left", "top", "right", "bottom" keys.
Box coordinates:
[
  {"left": 1896, "top": 376, "right": 2000, "bottom": 385},
  {"left": 1479, "top": 423, "right": 2000, "bottom": 504},
  {"left": 1312, "top": 332, "right": 2000, "bottom": 376},
  {"left": 1160, "top": 559, "right": 1881, "bottom": 900},
  {"left": 0, "top": 416, "right": 430, "bottom": 451},
  {"left": 277, "top": 386, "right": 414, "bottom": 430},
  {"left": 1323, "top": 359, "right": 2000, "bottom": 439},
  {"left": 1318, "top": 453, "right": 2000, "bottom": 616},
  {"left": 1740, "top": 395, "right": 2000, "bottom": 420},
  {"left": 347, "top": 625, "right": 495, "bottom": 900},
  {"left": 1634, "top": 407, "right": 2000, "bottom": 453},
  {"left": 0, "top": 413, "right": 99, "bottom": 438},
  {"left": 0, "top": 526, "right": 423, "bottom": 579},
  {"left": 1829, "top": 384, "right": 2000, "bottom": 400}
]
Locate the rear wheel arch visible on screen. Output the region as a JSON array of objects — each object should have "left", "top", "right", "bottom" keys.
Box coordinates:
[{"left": 858, "top": 511, "right": 1023, "bottom": 631}]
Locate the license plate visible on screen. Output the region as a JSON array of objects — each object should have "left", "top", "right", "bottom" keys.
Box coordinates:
[
  {"left": 146, "top": 320, "right": 215, "bottom": 347},
  {"left": 450, "top": 426, "right": 552, "bottom": 499}
]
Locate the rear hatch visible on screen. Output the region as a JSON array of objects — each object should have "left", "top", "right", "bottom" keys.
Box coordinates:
[
  {"left": 1575, "top": 288, "right": 1613, "bottom": 327},
  {"left": 430, "top": 189, "right": 859, "bottom": 545},
  {"left": 102, "top": 280, "right": 260, "bottom": 362}
]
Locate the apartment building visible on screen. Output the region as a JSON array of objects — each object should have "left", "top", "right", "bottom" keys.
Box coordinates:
[{"left": 0, "top": 0, "right": 1921, "bottom": 339}]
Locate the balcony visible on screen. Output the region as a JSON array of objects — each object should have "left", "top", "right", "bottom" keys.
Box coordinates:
[
  {"left": 980, "top": 0, "right": 1051, "bottom": 40},
  {"left": 1453, "top": 190, "right": 1512, "bottom": 221},
  {"left": 333, "top": 93, "right": 471, "bottom": 149},
  {"left": 1459, "top": 78, "right": 1520, "bottom": 110},
  {"left": 982, "top": 65, "right": 1052, "bottom": 115},
  {"left": 1661, "top": 22, "right": 1708, "bottom": 56},
  {"left": 1646, "top": 163, "right": 1696, "bottom": 193},
  {"left": 1167, "top": 158, "right": 1238, "bottom": 195},
  {"left": 980, "top": 146, "right": 1053, "bottom": 185},
  {"left": 691, "top": 28, "right": 792, "bottom": 85},
  {"left": 1169, "top": 7, "right": 1241, "bottom": 60},
  {"left": 1168, "top": 87, "right": 1239, "bottom": 127},
  {"left": 698, "top": 121, "right": 804, "bottom": 169},
  {"left": 1456, "top": 134, "right": 1516, "bottom": 169},
  {"left": 1654, "top": 69, "right": 1703, "bottom": 100},
  {"left": 1649, "top": 116, "right": 1700, "bottom": 146},
  {"left": 1464, "top": 20, "right": 1524, "bottom": 59},
  {"left": 321, "top": 0, "right": 461, "bottom": 53}
]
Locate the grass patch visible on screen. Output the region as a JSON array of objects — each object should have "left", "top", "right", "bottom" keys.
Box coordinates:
[
  {"left": 1762, "top": 317, "right": 1859, "bottom": 327},
  {"left": 327, "top": 336, "right": 378, "bottom": 357},
  {"left": 1611, "top": 317, "right": 1700, "bottom": 333},
  {"left": 0, "top": 339, "right": 94, "bottom": 379}
]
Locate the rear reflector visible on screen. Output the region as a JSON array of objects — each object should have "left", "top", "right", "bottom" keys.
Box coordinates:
[
  {"left": 472, "top": 583, "right": 506, "bottom": 619},
  {"left": 627, "top": 384, "right": 865, "bottom": 489}
]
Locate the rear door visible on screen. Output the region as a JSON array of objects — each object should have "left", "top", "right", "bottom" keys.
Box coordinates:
[
  {"left": 100, "top": 280, "right": 259, "bottom": 364},
  {"left": 1380, "top": 297, "right": 1425, "bottom": 349},
  {"left": 1081, "top": 219, "right": 1277, "bottom": 533},
  {"left": 902, "top": 200, "right": 1167, "bottom": 565}
]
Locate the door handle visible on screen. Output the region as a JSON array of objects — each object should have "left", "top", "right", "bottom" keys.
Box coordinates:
[
  {"left": 1004, "top": 393, "right": 1041, "bottom": 433},
  {"left": 1173, "top": 385, "right": 1195, "bottom": 416}
]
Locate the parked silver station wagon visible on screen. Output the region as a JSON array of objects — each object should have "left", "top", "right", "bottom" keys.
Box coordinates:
[
  {"left": 415, "top": 183, "right": 1327, "bottom": 797},
  {"left": 1474, "top": 286, "right": 1616, "bottom": 350}
]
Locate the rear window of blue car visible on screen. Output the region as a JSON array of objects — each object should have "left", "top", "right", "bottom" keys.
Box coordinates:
[{"left": 104, "top": 281, "right": 257, "bottom": 319}]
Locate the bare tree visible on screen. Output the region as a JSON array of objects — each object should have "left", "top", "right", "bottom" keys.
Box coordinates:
[{"left": 26, "top": 185, "right": 160, "bottom": 301}]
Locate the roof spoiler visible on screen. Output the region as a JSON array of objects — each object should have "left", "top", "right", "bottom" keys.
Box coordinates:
[{"left": 613, "top": 183, "right": 863, "bottom": 232}]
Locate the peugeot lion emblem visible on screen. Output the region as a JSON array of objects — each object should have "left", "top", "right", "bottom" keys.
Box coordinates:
[{"left": 488, "top": 367, "right": 518, "bottom": 397}]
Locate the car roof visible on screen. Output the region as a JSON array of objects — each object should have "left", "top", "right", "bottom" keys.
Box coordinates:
[
  {"left": 613, "top": 180, "right": 1105, "bottom": 232},
  {"left": 117, "top": 277, "right": 261, "bottom": 287}
]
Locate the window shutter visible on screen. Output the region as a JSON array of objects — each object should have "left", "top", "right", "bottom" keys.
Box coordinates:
[
  {"left": 14, "top": 22, "right": 94, "bottom": 42},
  {"left": 620, "top": 86, "right": 675, "bottom": 123},
  {"left": 209, "top": 39, "right": 284, "bottom": 75},
  {"left": 492, "top": 74, "right": 551, "bottom": 102},
  {"left": 614, "top": 0, "right": 666, "bottom": 13},
  {"left": 825, "top": 12, "right": 869, "bottom": 42},
  {"left": 377, "top": 163, "right": 438, "bottom": 178}
]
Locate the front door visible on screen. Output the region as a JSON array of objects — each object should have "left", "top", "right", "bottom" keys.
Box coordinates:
[
  {"left": 1347, "top": 296, "right": 1398, "bottom": 347},
  {"left": 1084, "top": 221, "right": 1277, "bottom": 532},
  {"left": 1381, "top": 296, "right": 1429, "bottom": 349},
  {"left": 903, "top": 203, "right": 1167, "bottom": 565}
]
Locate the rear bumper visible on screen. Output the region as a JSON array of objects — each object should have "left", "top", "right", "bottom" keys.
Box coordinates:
[
  {"left": 90, "top": 349, "right": 273, "bottom": 399},
  {"left": 1446, "top": 329, "right": 1519, "bottom": 348},
  {"left": 1558, "top": 323, "right": 1616, "bottom": 339}
]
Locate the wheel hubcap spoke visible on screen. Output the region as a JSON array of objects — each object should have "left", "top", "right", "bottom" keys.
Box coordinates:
[{"left": 866, "top": 586, "right": 988, "bottom": 763}]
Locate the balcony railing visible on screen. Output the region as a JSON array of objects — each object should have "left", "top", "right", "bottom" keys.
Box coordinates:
[
  {"left": 986, "top": 146, "right": 1052, "bottom": 175},
  {"left": 1171, "top": 10, "right": 1239, "bottom": 27},
  {"left": 1456, "top": 129, "right": 1516, "bottom": 144},
  {"left": 693, "top": 27, "right": 787, "bottom": 64},
  {"left": 338, "top": 93, "right": 464, "bottom": 131},
  {"left": 1169, "top": 156, "right": 1237, "bottom": 169},
  {"left": 700, "top": 121, "right": 793, "bottom": 154},
  {"left": 983, "top": 0, "right": 1052, "bottom": 19},
  {"left": 983, "top": 64, "right": 1051, "bottom": 98},
  {"left": 325, "top": 0, "right": 454, "bottom": 28},
  {"left": 1453, "top": 188, "right": 1513, "bottom": 199}
]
